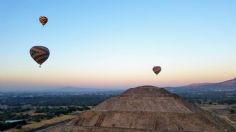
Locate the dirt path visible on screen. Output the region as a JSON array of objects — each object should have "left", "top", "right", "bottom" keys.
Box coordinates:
[
  {"left": 222, "top": 115, "right": 236, "bottom": 124},
  {"left": 6, "top": 115, "right": 78, "bottom": 132},
  {"left": 35, "top": 119, "right": 72, "bottom": 132}
]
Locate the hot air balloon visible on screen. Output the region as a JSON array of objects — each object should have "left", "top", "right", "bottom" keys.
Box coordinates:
[
  {"left": 39, "top": 16, "right": 48, "bottom": 26},
  {"left": 153, "top": 66, "right": 161, "bottom": 75},
  {"left": 30, "top": 46, "right": 50, "bottom": 67}
]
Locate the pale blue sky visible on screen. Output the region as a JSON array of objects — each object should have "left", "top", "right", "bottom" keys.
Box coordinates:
[{"left": 0, "top": 0, "right": 236, "bottom": 90}]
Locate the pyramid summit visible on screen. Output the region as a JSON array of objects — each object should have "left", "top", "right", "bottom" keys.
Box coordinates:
[{"left": 46, "top": 86, "right": 235, "bottom": 132}]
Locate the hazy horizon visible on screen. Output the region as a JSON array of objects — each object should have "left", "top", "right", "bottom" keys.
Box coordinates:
[{"left": 1, "top": 0, "right": 236, "bottom": 90}]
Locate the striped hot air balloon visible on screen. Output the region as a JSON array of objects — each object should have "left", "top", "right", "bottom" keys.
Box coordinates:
[
  {"left": 39, "top": 16, "right": 48, "bottom": 26},
  {"left": 153, "top": 66, "right": 161, "bottom": 75},
  {"left": 30, "top": 46, "right": 50, "bottom": 67}
]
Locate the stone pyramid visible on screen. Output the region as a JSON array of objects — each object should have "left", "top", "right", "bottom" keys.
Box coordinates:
[{"left": 46, "top": 86, "right": 235, "bottom": 132}]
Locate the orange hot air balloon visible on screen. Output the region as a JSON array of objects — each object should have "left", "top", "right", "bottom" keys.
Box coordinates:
[
  {"left": 30, "top": 46, "right": 50, "bottom": 67},
  {"left": 39, "top": 16, "right": 48, "bottom": 26},
  {"left": 153, "top": 66, "right": 161, "bottom": 75}
]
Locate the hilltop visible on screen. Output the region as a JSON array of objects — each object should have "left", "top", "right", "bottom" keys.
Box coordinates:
[{"left": 168, "top": 77, "right": 236, "bottom": 92}]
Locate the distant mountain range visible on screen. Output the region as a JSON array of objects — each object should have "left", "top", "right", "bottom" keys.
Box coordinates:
[
  {"left": 1, "top": 78, "right": 236, "bottom": 94},
  {"left": 0, "top": 86, "right": 125, "bottom": 96},
  {"left": 167, "top": 77, "right": 236, "bottom": 93},
  {"left": 50, "top": 87, "right": 124, "bottom": 95}
]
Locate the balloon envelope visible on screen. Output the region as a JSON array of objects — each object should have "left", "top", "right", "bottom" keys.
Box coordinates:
[
  {"left": 39, "top": 16, "right": 48, "bottom": 26},
  {"left": 30, "top": 46, "right": 50, "bottom": 66},
  {"left": 153, "top": 66, "right": 161, "bottom": 75}
]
